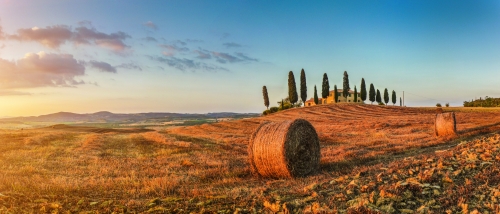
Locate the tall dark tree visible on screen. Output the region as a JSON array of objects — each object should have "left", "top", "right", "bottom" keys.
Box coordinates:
[
  {"left": 321, "top": 73, "right": 330, "bottom": 99},
  {"left": 376, "top": 89, "right": 381, "bottom": 104},
  {"left": 354, "top": 86, "right": 358, "bottom": 103},
  {"left": 342, "top": 71, "right": 350, "bottom": 101},
  {"left": 360, "top": 78, "right": 367, "bottom": 102},
  {"left": 288, "top": 71, "right": 298, "bottom": 105},
  {"left": 334, "top": 85, "right": 338, "bottom": 103},
  {"left": 262, "top": 86, "right": 269, "bottom": 109},
  {"left": 300, "top": 69, "right": 307, "bottom": 103},
  {"left": 400, "top": 97, "right": 402, "bottom": 107},
  {"left": 314, "top": 85, "right": 319, "bottom": 105},
  {"left": 369, "top": 83, "right": 376, "bottom": 104},
  {"left": 392, "top": 90, "right": 396, "bottom": 105},
  {"left": 383, "top": 88, "right": 389, "bottom": 105}
]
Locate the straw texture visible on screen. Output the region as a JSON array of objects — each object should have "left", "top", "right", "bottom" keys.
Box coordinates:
[
  {"left": 435, "top": 112, "right": 457, "bottom": 136},
  {"left": 248, "top": 119, "right": 320, "bottom": 178}
]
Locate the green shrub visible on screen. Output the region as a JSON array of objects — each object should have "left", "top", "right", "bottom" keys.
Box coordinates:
[
  {"left": 269, "top": 107, "right": 279, "bottom": 113},
  {"left": 445, "top": 103, "right": 449, "bottom": 107},
  {"left": 436, "top": 103, "right": 442, "bottom": 107},
  {"left": 378, "top": 102, "right": 385, "bottom": 105},
  {"left": 262, "top": 110, "right": 271, "bottom": 115}
]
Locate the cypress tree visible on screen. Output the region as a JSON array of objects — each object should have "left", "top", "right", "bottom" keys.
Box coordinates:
[
  {"left": 280, "top": 99, "right": 284, "bottom": 109},
  {"left": 300, "top": 69, "right": 307, "bottom": 103},
  {"left": 376, "top": 89, "right": 381, "bottom": 104},
  {"left": 262, "top": 86, "right": 269, "bottom": 109},
  {"left": 383, "top": 88, "right": 389, "bottom": 105},
  {"left": 400, "top": 97, "right": 402, "bottom": 106},
  {"left": 334, "top": 85, "right": 338, "bottom": 103},
  {"left": 369, "top": 83, "right": 376, "bottom": 104},
  {"left": 360, "top": 78, "right": 367, "bottom": 102},
  {"left": 342, "top": 71, "right": 350, "bottom": 101},
  {"left": 288, "top": 71, "right": 298, "bottom": 105},
  {"left": 321, "top": 73, "right": 330, "bottom": 99},
  {"left": 392, "top": 90, "right": 396, "bottom": 105},
  {"left": 314, "top": 85, "right": 319, "bottom": 105},
  {"left": 354, "top": 86, "right": 358, "bottom": 103}
]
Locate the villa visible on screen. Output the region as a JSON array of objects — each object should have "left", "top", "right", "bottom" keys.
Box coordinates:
[{"left": 304, "top": 89, "right": 362, "bottom": 106}]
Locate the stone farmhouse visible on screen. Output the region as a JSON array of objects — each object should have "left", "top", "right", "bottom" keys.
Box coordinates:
[{"left": 305, "top": 89, "right": 362, "bottom": 106}]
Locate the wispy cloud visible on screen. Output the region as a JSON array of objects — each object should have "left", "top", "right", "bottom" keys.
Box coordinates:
[
  {"left": 0, "top": 52, "right": 85, "bottom": 89},
  {"left": 185, "top": 39, "right": 203, "bottom": 43},
  {"left": 4, "top": 24, "right": 131, "bottom": 52},
  {"left": 159, "top": 44, "right": 190, "bottom": 56},
  {"left": 193, "top": 50, "right": 211, "bottom": 59},
  {"left": 211, "top": 52, "right": 241, "bottom": 63},
  {"left": 236, "top": 52, "right": 258, "bottom": 62},
  {"left": 0, "top": 91, "right": 32, "bottom": 96},
  {"left": 149, "top": 56, "right": 228, "bottom": 72},
  {"left": 223, "top": 42, "right": 242, "bottom": 48},
  {"left": 86, "top": 60, "right": 116, "bottom": 73},
  {"left": 221, "top": 33, "right": 230, "bottom": 39},
  {"left": 174, "top": 40, "right": 186, "bottom": 46},
  {"left": 142, "top": 36, "right": 158, "bottom": 42},
  {"left": 142, "top": 21, "right": 158, "bottom": 30},
  {"left": 117, "top": 63, "right": 142, "bottom": 71}
]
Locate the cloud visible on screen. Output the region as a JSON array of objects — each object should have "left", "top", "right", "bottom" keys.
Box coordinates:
[
  {"left": 193, "top": 50, "right": 211, "bottom": 59},
  {"left": 174, "top": 40, "right": 186, "bottom": 46},
  {"left": 117, "top": 63, "right": 142, "bottom": 71},
  {"left": 0, "top": 91, "right": 32, "bottom": 96},
  {"left": 223, "top": 42, "right": 242, "bottom": 48},
  {"left": 0, "top": 25, "right": 4, "bottom": 40},
  {"left": 159, "top": 44, "right": 189, "bottom": 56},
  {"left": 143, "top": 36, "right": 158, "bottom": 42},
  {"left": 73, "top": 26, "right": 130, "bottom": 51},
  {"left": 143, "top": 21, "right": 158, "bottom": 30},
  {"left": 221, "top": 33, "right": 230, "bottom": 39},
  {"left": 236, "top": 52, "right": 258, "bottom": 62},
  {"left": 0, "top": 52, "right": 85, "bottom": 89},
  {"left": 5, "top": 25, "right": 131, "bottom": 52},
  {"left": 211, "top": 52, "right": 241, "bottom": 63},
  {"left": 87, "top": 60, "right": 116, "bottom": 73},
  {"left": 8, "top": 25, "right": 73, "bottom": 48},
  {"left": 185, "top": 39, "right": 203, "bottom": 43},
  {"left": 149, "top": 56, "right": 228, "bottom": 72}
]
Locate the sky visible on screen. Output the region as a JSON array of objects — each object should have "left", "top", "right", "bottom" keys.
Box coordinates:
[{"left": 0, "top": 0, "right": 500, "bottom": 116}]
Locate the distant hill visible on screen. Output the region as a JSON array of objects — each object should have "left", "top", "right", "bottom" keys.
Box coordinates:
[{"left": 0, "top": 111, "right": 259, "bottom": 123}]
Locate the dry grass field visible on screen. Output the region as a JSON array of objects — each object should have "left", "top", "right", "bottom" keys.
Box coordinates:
[{"left": 1, "top": 104, "right": 500, "bottom": 213}]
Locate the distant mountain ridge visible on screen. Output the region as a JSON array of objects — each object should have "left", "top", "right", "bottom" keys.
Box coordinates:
[{"left": 0, "top": 111, "right": 259, "bottom": 123}]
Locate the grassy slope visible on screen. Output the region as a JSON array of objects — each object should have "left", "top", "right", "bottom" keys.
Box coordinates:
[{"left": 0, "top": 104, "right": 500, "bottom": 213}]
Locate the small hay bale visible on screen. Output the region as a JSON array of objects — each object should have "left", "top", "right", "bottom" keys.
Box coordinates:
[
  {"left": 248, "top": 119, "right": 320, "bottom": 178},
  {"left": 435, "top": 112, "right": 457, "bottom": 136}
]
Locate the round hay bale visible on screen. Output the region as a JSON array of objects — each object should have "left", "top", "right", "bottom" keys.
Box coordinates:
[
  {"left": 248, "top": 119, "right": 320, "bottom": 178},
  {"left": 435, "top": 112, "right": 457, "bottom": 136}
]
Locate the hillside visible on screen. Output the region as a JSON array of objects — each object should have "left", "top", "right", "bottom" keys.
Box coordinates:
[
  {"left": 0, "top": 111, "right": 259, "bottom": 123},
  {"left": 2, "top": 104, "right": 500, "bottom": 213},
  {"left": 171, "top": 104, "right": 500, "bottom": 163}
]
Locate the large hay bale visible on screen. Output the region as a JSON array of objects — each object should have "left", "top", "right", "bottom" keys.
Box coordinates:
[
  {"left": 248, "top": 119, "right": 320, "bottom": 178},
  {"left": 435, "top": 112, "right": 457, "bottom": 136}
]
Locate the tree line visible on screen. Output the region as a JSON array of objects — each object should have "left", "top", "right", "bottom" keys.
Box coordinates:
[
  {"left": 463, "top": 97, "right": 500, "bottom": 107},
  {"left": 262, "top": 69, "right": 402, "bottom": 115}
]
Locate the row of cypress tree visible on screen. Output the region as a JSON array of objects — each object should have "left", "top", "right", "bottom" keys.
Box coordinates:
[{"left": 262, "top": 70, "right": 402, "bottom": 110}]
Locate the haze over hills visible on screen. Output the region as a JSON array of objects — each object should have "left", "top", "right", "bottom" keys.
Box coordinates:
[{"left": 0, "top": 111, "right": 259, "bottom": 123}]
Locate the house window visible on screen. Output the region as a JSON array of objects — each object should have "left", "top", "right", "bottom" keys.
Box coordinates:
[
  {"left": 349, "top": 93, "right": 351, "bottom": 97},
  {"left": 308, "top": 103, "right": 311, "bottom": 106},
  {"left": 348, "top": 100, "right": 351, "bottom": 102},
  {"left": 338, "top": 100, "right": 340, "bottom": 102}
]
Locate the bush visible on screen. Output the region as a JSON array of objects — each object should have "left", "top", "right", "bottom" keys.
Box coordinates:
[
  {"left": 269, "top": 107, "right": 279, "bottom": 113},
  {"left": 378, "top": 102, "right": 385, "bottom": 105},
  {"left": 445, "top": 103, "right": 449, "bottom": 107},
  {"left": 262, "top": 110, "right": 271, "bottom": 115},
  {"left": 279, "top": 103, "right": 292, "bottom": 111},
  {"left": 436, "top": 103, "right": 442, "bottom": 107}
]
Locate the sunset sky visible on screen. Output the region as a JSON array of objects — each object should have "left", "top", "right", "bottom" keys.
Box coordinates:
[{"left": 1, "top": 0, "right": 500, "bottom": 116}]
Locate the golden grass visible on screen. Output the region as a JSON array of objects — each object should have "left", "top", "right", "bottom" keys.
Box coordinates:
[{"left": 1, "top": 104, "right": 500, "bottom": 212}]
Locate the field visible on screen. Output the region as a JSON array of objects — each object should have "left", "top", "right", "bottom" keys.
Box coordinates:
[{"left": 1, "top": 104, "right": 500, "bottom": 213}]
